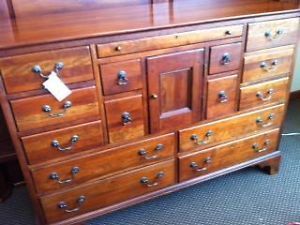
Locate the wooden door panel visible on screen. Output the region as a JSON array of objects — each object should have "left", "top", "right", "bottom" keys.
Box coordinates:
[{"left": 147, "top": 49, "right": 204, "bottom": 133}]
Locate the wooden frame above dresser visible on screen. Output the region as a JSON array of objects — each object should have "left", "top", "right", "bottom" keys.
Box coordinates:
[{"left": 0, "top": 0, "right": 299, "bottom": 224}]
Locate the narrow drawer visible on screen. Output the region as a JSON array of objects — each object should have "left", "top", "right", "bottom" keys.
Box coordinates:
[
  {"left": 240, "top": 77, "right": 289, "bottom": 110},
  {"left": 11, "top": 86, "right": 100, "bottom": 132},
  {"left": 179, "top": 129, "right": 280, "bottom": 182},
  {"left": 100, "top": 59, "right": 143, "bottom": 95},
  {"left": 31, "top": 133, "right": 175, "bottom": 194},
  {"left": 22, "top": 121, "right": 104, "bottom": 165},
  {"left": 40, "top": 159, "right": 176, "bottom": 224},
  {"left": 206, "top": 74, "right": 238, "bottom": 119},
  {"left": 179, "top": 104, "right": 285, "bottom": 153},
  {"left": 209, "top": 42, "right": 242, "bottom": 74},
  {"left": 0, "top": 46, "right": 94, "bottom": 94},
  {"left": 243, "top": 46, "right": 294, "bottom": 83},
  {"left": 247, "top": 18, "right": 299, "bottom": 52},
  {"left": 105, "top": 93, "right": 145, "bottom": 143},
  {"left": 97, "top": 25, "right": 243, "bottom": 57}
]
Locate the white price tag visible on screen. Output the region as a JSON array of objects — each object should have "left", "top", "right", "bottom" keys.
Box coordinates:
[{"left": 43, "top": 72, "right": 72, "bottom": 102}]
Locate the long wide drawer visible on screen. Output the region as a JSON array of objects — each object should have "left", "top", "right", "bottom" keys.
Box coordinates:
[
  {"left": 0, "top": 46, "right": 94, "bottom": 94},
  {"left": 247, "top": 18, "right": 299, "bottom": 52},
  {"left": 239, "top": 77, "right": 289, "bottom": 110},
  {"left": 179, "top": 104, "right": 285, "bottom": 152},
  {"left": 22, "top": 121, "right": 105, "bottom": 165},
  {"left": 97, "top": 25, "right": 243, "bottom": 57},
  {"left": 31, "top": 133, "right": 176, "bottom": 194},
  {"left": 11, "top": 86, "right": 100, "bottom": 132},
  {"left": 179, "top": 129, "right": 280, "bottom": 182},
  {"left": 40, "top": 159, "right": 176, "bottom": 224}
]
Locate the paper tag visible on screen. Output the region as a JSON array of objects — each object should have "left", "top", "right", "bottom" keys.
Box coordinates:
[{"left": 43, "top": 72, "right": 72, "bottom": 102}]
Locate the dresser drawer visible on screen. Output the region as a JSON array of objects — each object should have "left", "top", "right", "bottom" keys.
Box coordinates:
[
  {"left": 31, "top": 133, "right": 175, "bottom": 194},
  {"left": 179, "top": 104, "right": 285, "bottom": 153},
  {"left": 206, "top": 74, "right": 238, "bottom": 119},
  {"left": 22, "top": 121, "right": 104, "bottom": 165},
  {"left": 40, "top": 159, "right": 176, "bottom": 223},
  {"left": 240, "top": 77, "right": 289, "bottom": 110},
  {"left": 105, "top": 94, "right": 145, "bottom": 143},
  {"left": 243, "top": 46, "right": 294, "bottom": 83},
  {"left": 100, "top": 59, "right": 143, "bottom": 95},
  {"left": 11, "top": 86, "right": 100, "bottom": 132},
  {"left": 97, "top": 25, "right": 243, "bottom": 57},
  {"left": 247, "top": 18, "right": 299, "bottom": 52},
  {"left": 179, "top": 129, "right": 280, "bottom": 182},
  {"left": 0, "top": 46, "right": 94, "bottom": 94},
  {"left": 209, "top": 42, "right": 242, "bottom": 74}
]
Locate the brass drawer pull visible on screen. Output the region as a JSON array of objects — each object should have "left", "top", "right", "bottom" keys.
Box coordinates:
[
  {"left": 121, "top": 112, "right": 132, "bottom": 125},
  {"left": 256, "top": 113, "right": 275, "bottom": 128},
  {"left": 42, "top": 101, "right": 72, "bottom": 118},
  {"left": 218, "top": 91, "right": 229, "bottom": 103},
  {"left": 51, "top": 135, "right": 80, "bottom": 152},
  {"left": 58, "top": 195, "right": 86, "bottom": 213},
  {"left": 220, "top": 53, "right": 232, "bottom": 65},
  {"left": 140, "top": 171, "right": 165, "bottom": 188},
  {"left": 32, "top": 62, "right": 64, "bottom": 79},
  {"left": 117, "top": 70, "right": 129, "bottom": 86},
  {"left": 191, "top": 130, "right": 214, "bottom": 145},
  {"left": 260, "top": 60, "right": 279, "bottom": 72},
  {"left": 264, "top": 29, "right": 284, "bottom": 41},
  {"left": 190, "top": 157, "right": 212, "bottom": 172},
  {"left": 256, "top": 89, "right": 274, "bottom": 101},
  {"left": 138, "top": 144, "right": 165, "bottom": 160},
  {"left": 49, "top": 167, "right": 80, "bottom": 184},
  {"left": 252, "top": 140, "right": 271, "bottom": 153}
]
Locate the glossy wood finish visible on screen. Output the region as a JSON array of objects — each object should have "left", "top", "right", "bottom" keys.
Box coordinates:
[
  {"left": 247, "top": 17, "right": 299, "bottom": 52},
  {"left": 179, "top": 104, "right": 285, "bottom": 153},
  {"left": 100, "top": 59, "right": 143, "bottom": 95},
  {"left": 179, "top": 129, "right": 280, "bottom": 182},
  {"left": 31, "top": 133, "right": 175, "bottom": 194},
  {"left": 21, "top": 121, "right": 104, "bottom": 165},
  {"left": 240, "top": 77, "right": 289, "bottom": 110},
  {"left": 206, "top": 74, "right": 238, "bottom": 119},
  {"left": 0, "top": 46, "right": 94, "bottom": 94},
  {"left": 147, "top": 49, "right": 204, "bottom": 133},
  {"left": 97, "top": 25, "right": 243, "bottom": 58},
  {"left": 11, "top": 86, "right": 100, "bottom": 132},
  {"left": 40, "top": 159, "right": 176, "bottom": 224},
  {"left": 105, "top": 93, "right": 146, "bottom": 143},
  {"left": 209, "top": 42, "right": 242, "bottom": 74},
  {"left": 1, "top": 0, "right": 299, "bottom": 50}
]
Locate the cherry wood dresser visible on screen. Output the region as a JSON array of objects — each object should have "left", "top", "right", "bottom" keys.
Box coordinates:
[{"left": 0, "top": 0, "right": 299, "bottom": 224}]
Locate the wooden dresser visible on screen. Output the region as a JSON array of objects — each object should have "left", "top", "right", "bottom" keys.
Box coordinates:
[{"left": 0, "top": 0, "right": 299, "bottom": 224}]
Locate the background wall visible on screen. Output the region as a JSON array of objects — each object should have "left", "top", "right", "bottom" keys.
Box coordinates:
[{"left": 292, "top": 46, "right": 300, "bottom": 91}]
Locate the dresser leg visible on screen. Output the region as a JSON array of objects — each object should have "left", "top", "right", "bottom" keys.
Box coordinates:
[{"left": 257, "top": 156, "right": 281, "bottom": 175}]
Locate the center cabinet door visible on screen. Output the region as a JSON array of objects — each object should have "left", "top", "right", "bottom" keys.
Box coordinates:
[{"left": 147, "top": 49, "right": 205, "bottom": 133}]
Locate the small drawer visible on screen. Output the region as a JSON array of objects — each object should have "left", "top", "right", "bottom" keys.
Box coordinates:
[
  {"left": 0, "top": 46, "right": 94, "bottom": 94},
  {"left": 100, "top": 59, "right": 143, "bottom": 95},
  {"left": 11, "top": 86, "right": 100, "bottom": 132},
  {"left": 179, "top": 104, "right": 285, "bottom": 153},
  {"left": 31, "top": 133, "right": 175, "bottom": 194},
  {"left": 97, "top": 25, "right": 243, "bottom": 57},
  {"left": 243, "top": 46, "right": 294, "bottom": 83},
  {"left": 209, "top": 42, "right": 242, "bottom": 74},
  {"left": 240, "top": 77, "right": 289, "bottom": 111},
  {"left": 22, "top": 121, "right": 104, "bottom": 165},
  {"left": 40, "top": 159, "right": 176, "bottom": 224},
  {"left": 179, "top": 129, "right": 280, "bottom": 182},
  {"left": 105, "top": 93, "right": 145, "bottom": 143},
  {"left": 247, "top": 18, "right": 299, "bottom": 52},
  {"left": 206, "top": 74, "right": 238, "bottom": 119}
]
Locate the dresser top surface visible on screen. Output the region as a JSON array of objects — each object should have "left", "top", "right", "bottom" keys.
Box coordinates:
[{"left": 0, "top": 0, "right": 299, "bottom": 51}]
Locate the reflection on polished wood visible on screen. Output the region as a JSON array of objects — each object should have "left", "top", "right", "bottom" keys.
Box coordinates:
[{"left": 0, "top": 0, "right": 299, "bottom": 50}]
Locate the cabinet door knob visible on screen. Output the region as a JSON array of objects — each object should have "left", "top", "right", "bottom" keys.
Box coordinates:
[
  {"left": 151, "top": 94, "right": 158, "bottom": 99},
  {"left": 218, "top": 91, "right": 229, "bottom": 103},
  {"left": 117, "top": 70, "right": 129, "bottom": 86},
  {"left": 121, "top": 112, "right": 133, "bottom": 125},
  {"left": 220, "top": 53, "right": 232, "bottom": 65}
]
